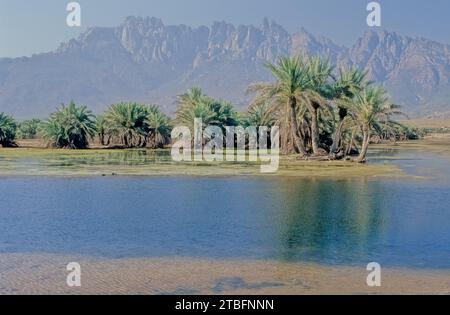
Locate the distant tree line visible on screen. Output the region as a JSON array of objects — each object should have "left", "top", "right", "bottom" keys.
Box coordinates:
[{"left": 0, "top": 55, "right": 423, "bottom": 162}]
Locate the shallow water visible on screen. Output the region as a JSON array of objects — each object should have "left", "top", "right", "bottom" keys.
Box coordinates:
[{"left": 0, "top": 146, "right": 450, "bottom": 269}]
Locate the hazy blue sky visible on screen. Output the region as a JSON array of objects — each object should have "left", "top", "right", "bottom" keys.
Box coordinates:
[{"left": 1, "top": 0, "right": 449, "bottom": 57}]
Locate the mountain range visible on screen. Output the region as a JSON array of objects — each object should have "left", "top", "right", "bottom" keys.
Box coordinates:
[{"left": 1, "top": 16, "right": 450, "bottom": 119}]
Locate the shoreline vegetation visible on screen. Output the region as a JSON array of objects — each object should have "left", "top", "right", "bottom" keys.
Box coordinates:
[
  {"left": 1, "top": 133, "right": 447, "bottom": 178},
  {"left": 0, "top": 146, "right": 405, "bottom": 178},
  {"left": 1, "top": 56, "right": 426, "bottom": 165},
  {"left": 5, "top": 132, "right": 450, "bottom": 178}
]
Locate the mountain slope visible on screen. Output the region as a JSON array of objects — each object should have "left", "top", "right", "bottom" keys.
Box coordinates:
[
  {"left": 345, "top": 29, "right": 450, "bottom": 115},
  {"left": 0, "top": 16, "right": 449, "bottom": 118}
]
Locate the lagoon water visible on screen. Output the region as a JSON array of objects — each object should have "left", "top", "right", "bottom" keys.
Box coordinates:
[{"left": 0, "top": 149, "right": 449, "bottom": 269}]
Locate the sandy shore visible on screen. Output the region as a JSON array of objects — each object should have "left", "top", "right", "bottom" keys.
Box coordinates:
[{"left": 0, "top": 254, "right": 448, "bottom": 295}]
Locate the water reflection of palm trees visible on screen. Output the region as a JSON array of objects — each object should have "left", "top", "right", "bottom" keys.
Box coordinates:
[
  {"left": 276, "top": 179, "right": 388, "bottom": 265},
  {"left": 101, "top": 150, "right": 171, "bottom": 166},
  {"left": 39, "top": 150, "right": 173, "bottom": 169}
]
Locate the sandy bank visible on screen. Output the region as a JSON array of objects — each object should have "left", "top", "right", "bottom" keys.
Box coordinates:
[{"left": 0, "top": 254, "right": 448, "bottom": 295}]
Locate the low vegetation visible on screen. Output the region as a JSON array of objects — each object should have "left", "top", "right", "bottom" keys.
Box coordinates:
[
  {"left": 402, "top": 119, "right": 450, "bottom": 135},
  {"left": 0, "top": 113, "right": 17, "bottom": 147},
  {"left": 16, "top": 119, "right": 42, "bottom": 140}
]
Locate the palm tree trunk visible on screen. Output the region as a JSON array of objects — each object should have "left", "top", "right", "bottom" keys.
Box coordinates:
[
  {"left": 100, "top": 132, "right": 105, "bottom": 146},
  {"left": 330, "top": 107, "right": 347, "bottom": 157},
  {"left": 310, "top": 105, "right": 320, "bottom": 156},
  {"left": 346, "top": 129, "right": 356, "bottom": 156},
  {"left": 289, "top": 97, "right": 307, "bottom": 156},
  {"left": 355, "top": 125, "right": 370, "bottom": 163},
  {"left": 330, "top": 120, "right": 344, "bottom": 154}
]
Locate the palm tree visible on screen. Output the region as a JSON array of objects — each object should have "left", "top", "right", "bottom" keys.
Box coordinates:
[
  {"left": 42, "top": 102, "right": 96, "bottom": 149},
  {"left": 242, "top": 102, "right": 276, "bottom": 128},
  {"left": 175, "top": 97, "right": 215, "bottom": 130},
  {"left": 17, "top": 119, "right": 42, "bottom": 140},
  {"left": 330, "top": 67, "right": 370, "bottom": 157},
  {"left": 95, "top": 115, "right": 108, "bottom": 145},
  {"left": 341, "top": 86, "right": 403, "bottom": 163},
  {"left": 304, "top": 57, "right": 334, "bottom": 155},
  {"left": 145, "top": 105, "right": 171, "bottom": 149},
  {"left": 248, "top": 56, "right": 316, "bottom": 156},
  {"left": 377, "top": 121, "right": 412, "bottom": 142},
  {"left": 177, "top": 87, "right": 204, "bottom": 107},
  {"left": 104, "top": 103, "right": 148, "bottom": 148},
  {"left": 41, "top": 102, "right": 96, "bottom": 149},
  {"left": 209, "top": 100, "right": 240, "bottom": 127},
  {"left": 0, "top": 113, "right": 17, "bottom": 147},
  {"left": 174, "top": 87, "right": 239, "bottom": 130}
]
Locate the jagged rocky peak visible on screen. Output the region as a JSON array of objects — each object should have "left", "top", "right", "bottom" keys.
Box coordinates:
[
  {"left": 261, "top": 17, "right": 289, "bottom": 36},
  {"left": 347, "top": 29, "right": 410, "bottom": 81},
  {"left": 204, "top": 18, "right": 291, "bottom": 60},
  {"left": 291, "top": 27, "right": 346, "bottom": 62},
  {"left": 350, "top": 29, "right": 410, "bottom": 64},
  {"left": 256, "top": 18, "right": 291, "bottom": 61},
  {"left": 122, "top": 16, "right": 165, "bottom": 29},
  {"left": 206, "top": 20, "right": 237, "bottom": 56},
  {"left": 57, "top": 27, "right": 118, "bottom": 55},
  {"left": 3, "top": 16, "right": 450, "bottom": 118},
  {"left": 57, "top": 17, "right": 294, "bottom": 63},
  {"left": 117, "top": 16, "right": 166, "bottom": 58},
  {"left": 114, "top": 16, "right": 206, "bottom": 64},
  {"left": 118, "top": 16, "right": 165, "bottom": 46},
  {"left": 117, "top": 16, "right": 292, "bottom": 62}
]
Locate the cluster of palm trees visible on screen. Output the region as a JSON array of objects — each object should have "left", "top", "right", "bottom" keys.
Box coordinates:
[
  {"left": 39, "top": 102, "right": 172, "bottom": 149},
  {"left": 95, "top": 103, "right": 170, "bottom": 148},
  {"left": 1, "top": 54, "right": 416, "bottom": 162},
  {"left": 248, "top": 55, "right": 405, "bottom": 162},
  {"left": 0, "top": 102, "right": 173, "bottom": 149}
]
